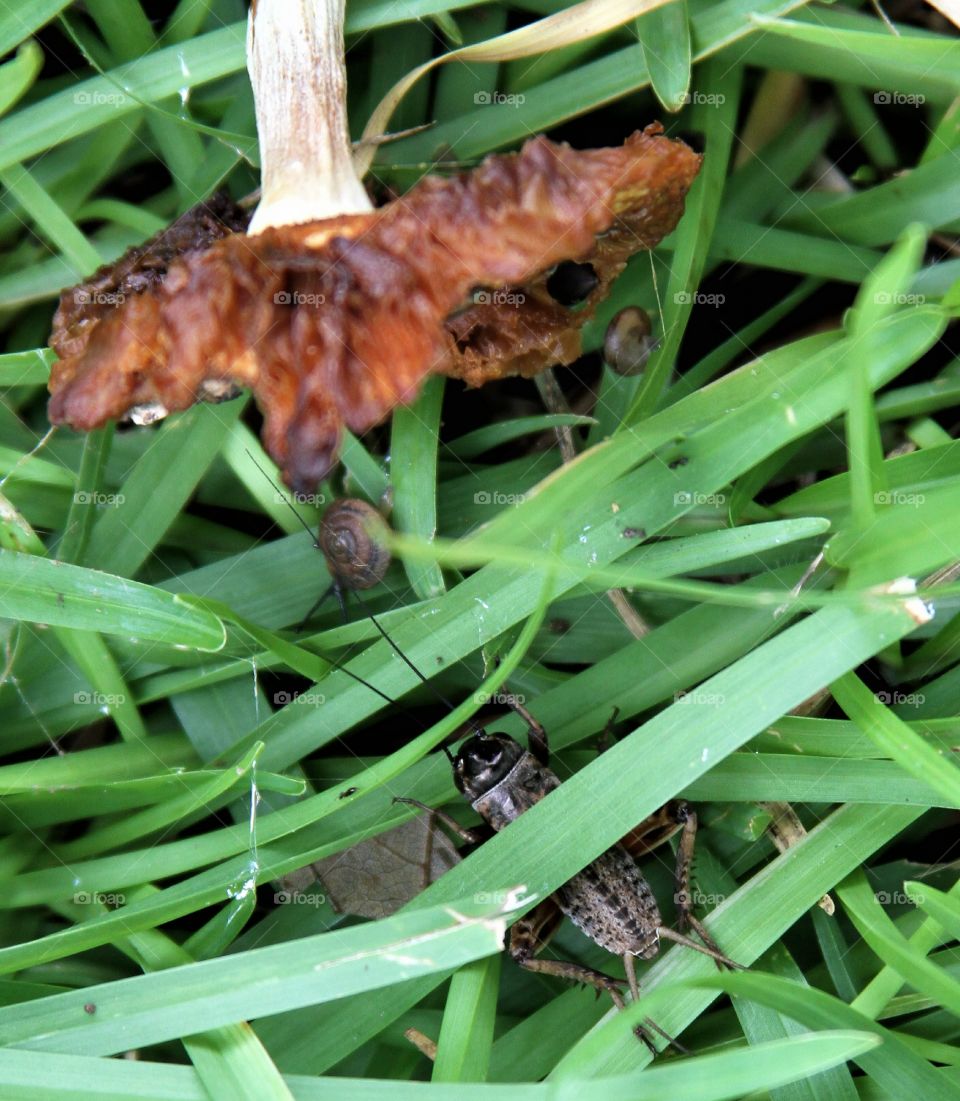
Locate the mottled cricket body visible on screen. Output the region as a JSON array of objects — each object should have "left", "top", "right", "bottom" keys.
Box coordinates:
[{"left": 454, "top": 732, "right": 662, "bottom": 960}]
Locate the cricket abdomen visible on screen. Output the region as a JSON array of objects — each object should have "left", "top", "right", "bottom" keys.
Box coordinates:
[{"left": 555, "top": 843, "right": 662, "bottom": 958}]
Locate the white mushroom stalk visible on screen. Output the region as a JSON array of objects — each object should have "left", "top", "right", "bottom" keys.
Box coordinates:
[{"left": 246, "top": 0, "right": 372, "bottom": 234}]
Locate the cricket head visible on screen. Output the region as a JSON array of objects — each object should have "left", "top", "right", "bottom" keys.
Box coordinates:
[{"left": 452, "top": 731, "right": 525, "bottom": 801}]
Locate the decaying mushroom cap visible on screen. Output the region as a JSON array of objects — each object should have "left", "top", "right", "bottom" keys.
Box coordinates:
[{"left": 48, "top": 124, "right": 700, "bottom": 492}]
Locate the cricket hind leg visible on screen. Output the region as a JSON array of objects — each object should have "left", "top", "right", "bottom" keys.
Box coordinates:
[
  {"left": 509, "top": 899, "right": 626, "bottom": 1008},
  {"left": 622, "top": 953, "right": 690, "bottom": 1055},
  {"left": 510, "top": 900, "right": 685, "bottom": 1055},
  {"left": 668, "top": 802, "right": 741, "bottom": 970}
]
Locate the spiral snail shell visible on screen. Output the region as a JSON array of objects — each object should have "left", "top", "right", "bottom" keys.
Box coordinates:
[
  {"left": 603, "top": 306, "right": 656, "bottom": 376},
  {"left": 317, "top": 498, "right": 391, "bottom": 590}
]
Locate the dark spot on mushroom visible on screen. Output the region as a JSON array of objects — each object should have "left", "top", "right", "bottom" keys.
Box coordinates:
[{"left": 546, "top": 261, "right": 598, "bottom": 306}]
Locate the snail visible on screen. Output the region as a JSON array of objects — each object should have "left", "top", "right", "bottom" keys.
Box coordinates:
[
  {"left": 603, "top": 306, "right": 657, "bottom": 376},
  {"left": 317, "top": 498, "right": 392, "bottom": 593},
  {"left": 293, "top": 497, "right": 392, "bottom": 629}
]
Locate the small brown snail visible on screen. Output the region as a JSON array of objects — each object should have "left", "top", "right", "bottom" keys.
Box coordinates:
[
  {"left": 603, "top": 306, "right": 657, "bottom": 376},
  {"left": 318, "top": 498, "right": 392, "bottom": 592}
]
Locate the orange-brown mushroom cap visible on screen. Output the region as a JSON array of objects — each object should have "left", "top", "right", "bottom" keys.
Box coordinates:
[{"left": 48, "top": 124, "right": 701, "bottom": 492}]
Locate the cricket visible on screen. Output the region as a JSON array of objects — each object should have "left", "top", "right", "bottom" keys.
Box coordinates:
[{"left": 394, "top": 696, "right": 740, "bottom": 1049}]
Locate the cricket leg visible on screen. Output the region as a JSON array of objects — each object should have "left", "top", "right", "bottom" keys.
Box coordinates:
[
  {"left": 506, "top": 698, "right": 549, "bottom": 766},
  {"left": 622, "top": 953, "right": 690, "bottom": 1055},
  {"left": 595, "top": 706, "right": 621, "bottom": 755},
  {"left": 295, "top": 581, "right": 340, "bottom": 633},
  {"left": 509, "top": 899, "right": 625, "bottom": 1008},
  {"left": 392, "top": 797, "right": 493, "bottom": 846},
  {"left": 670, "top": 802, "right": 740, "bottom": 970}
]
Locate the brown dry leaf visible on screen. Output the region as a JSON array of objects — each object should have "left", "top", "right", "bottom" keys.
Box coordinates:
[
  {"left": 48, "top": 125, "right": 701, "bottom": 491},
  {"left": 282, "top": 816, "right": 461, "bottom": 919}
]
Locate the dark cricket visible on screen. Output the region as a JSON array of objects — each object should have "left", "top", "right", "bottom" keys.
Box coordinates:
[{"left": 397, "top": 698, "right": 741, "bottom": 1050}]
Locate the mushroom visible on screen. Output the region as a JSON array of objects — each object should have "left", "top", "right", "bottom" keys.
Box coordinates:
[{"left": 47, "top": 0, "right": 701, "bottom": 492}]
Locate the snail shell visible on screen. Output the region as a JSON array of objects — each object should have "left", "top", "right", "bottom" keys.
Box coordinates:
[
  {"left": 603, "top": 307, "right": 656, "bottom": 376},
  {"left": 318, "top": 498, "right": 391, "bottom": 590}
]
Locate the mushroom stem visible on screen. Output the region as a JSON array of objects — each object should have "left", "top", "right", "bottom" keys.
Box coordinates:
[{"left": 246, "top": 0, "right": 372, "bottom": 234}]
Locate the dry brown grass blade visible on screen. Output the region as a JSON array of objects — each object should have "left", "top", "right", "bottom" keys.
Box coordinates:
[{"left": 355, "top": 0, "right": 678, "bottom": 174}]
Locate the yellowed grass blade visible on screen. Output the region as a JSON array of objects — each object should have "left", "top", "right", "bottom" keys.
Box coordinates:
[{"left": 354, "top": 0, "right": 677, "bottom": 175}]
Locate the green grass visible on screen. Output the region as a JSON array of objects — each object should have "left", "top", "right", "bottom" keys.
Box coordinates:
[{"left": 1, "top": 1, "right": 960, "bottom": 1099}]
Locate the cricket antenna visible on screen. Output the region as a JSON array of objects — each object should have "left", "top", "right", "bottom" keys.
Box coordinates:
[
  {"left": 368, "top": 611, "right": 456, "bottom": 711},
  {"left": 244, "top": 449, "right": 318, "bottom": 544},
  {"left": 367, "top": 611, "right": 480, "bottom": 755}
]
